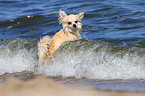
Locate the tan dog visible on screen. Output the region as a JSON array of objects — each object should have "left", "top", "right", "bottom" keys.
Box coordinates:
[{"left": 38, "top": 10, "right": 84, "bottom": 63}]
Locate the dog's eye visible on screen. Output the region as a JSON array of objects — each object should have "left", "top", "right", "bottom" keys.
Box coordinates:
[
  {"left": 75, "top": 20, "right": 78, "bottom": 23},
  {"left": 68, "top": 22, "right": 72, "bottom": 25}
]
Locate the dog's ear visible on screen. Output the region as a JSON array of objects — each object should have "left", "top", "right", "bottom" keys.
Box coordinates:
[
  {"left": 78, "top": 12, "right": 84, "bottom": 20},
  {"left": 59, "top": 10, "right": 67, "bottom": 19},
  {"left": 59, "top": 10, "right": 67, "bottom": 24}
]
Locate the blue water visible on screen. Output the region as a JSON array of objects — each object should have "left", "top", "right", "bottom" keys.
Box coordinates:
[
  {"left": 0, "top": 0, "right": 145, "bottom": 43},
  {"left": 0, "top": 0, "right": 145, "bottom": 92}
]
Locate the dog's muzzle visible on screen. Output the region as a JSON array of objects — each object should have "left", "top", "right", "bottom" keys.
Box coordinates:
[{"left": 73, "top": 24, "right": 76, "bottom": 28}]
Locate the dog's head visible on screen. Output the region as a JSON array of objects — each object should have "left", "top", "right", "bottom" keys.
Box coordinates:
[{"left": 59, "top": 10, "right": 84, "bottom": 33}]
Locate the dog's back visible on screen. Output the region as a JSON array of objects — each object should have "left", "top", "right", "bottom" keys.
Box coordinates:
[{"left": 38, "top": 29, "right": 81, "bottom": 63}]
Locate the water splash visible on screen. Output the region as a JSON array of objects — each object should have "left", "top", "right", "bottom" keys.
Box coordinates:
[
  {"left": 0, "top": 38, "right": 145, "bottom": 80},
  {"left": 0, "top": 38, "right": 38, "bottom": 75},
  {"left": 36, "top": 40, "right": 145, "bottom": 80}
]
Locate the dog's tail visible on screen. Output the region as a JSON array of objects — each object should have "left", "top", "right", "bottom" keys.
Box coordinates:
[{"left": 38, "top": 36, "right": 51, "bottom": 64}]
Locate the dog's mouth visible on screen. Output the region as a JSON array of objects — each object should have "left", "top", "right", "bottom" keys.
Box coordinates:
[
  {"left": 64, "top": 24, "right": 80, "bottom": 33},
  {"left": 68, "top": 29, "right": 74, "bottom": 32},
  {"left": 69, "top": 27, "right": 78, "bottom": 32}
]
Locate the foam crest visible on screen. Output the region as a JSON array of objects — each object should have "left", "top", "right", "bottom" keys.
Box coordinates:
[
  {"left": 0, "top": 38, "right": 145, "bottom": 80},
  {"left": 0, "top": 49, "right": 34, "bottom": 75},
  {"left": 0, "top": 38, "right": 38, "bottom": 75},
  {"left": 36, "top": 40, "right": 145, "bottom": 80}
]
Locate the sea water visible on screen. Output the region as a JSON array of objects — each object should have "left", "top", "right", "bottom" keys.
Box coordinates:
[{"left": 0, "top": 0, "right": 145, "bottom": 91}]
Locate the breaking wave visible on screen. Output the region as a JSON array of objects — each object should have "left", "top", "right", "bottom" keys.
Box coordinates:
[{"left": 0, "top": 38, "right": 145, "bottom": 80}]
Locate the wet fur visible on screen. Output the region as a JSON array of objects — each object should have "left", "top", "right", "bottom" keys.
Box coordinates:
[{"left": 38, "top": 10, "right": 84, "bottom": 63}]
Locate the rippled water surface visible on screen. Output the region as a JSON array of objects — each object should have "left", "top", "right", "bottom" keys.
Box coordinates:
[
  {"left": 0, "top": 0, "right": 145, "bottom": 91},
  {"left": 0, "top": 0, "right": 145, "bottom": 42}
]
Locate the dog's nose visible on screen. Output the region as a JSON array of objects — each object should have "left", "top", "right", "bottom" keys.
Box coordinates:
[{"left": 73, "top": 24, "right": 76, "bottom": 28}]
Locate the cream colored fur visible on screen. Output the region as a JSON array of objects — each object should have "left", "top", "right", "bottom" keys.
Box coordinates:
[{"left": 38, "top": 10, "right": 84, "bottom": 63}]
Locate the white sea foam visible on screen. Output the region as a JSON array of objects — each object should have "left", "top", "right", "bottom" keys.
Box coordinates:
[
  {"left": 0, "top": 49, "right": 36, "bottom": 75},
  {"left": 0, "top": 38, "right": 145, "bottom": 80},
  {"left": 0, "top": 38, "right": 37, "bottom": 75},
  {"left": 36, "top": 42, "right": 145, "bottom": 80}
]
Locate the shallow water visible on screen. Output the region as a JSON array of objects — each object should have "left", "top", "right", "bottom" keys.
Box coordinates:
[{"left": 0, "top": 0, "right": 145, "bottom": 91}]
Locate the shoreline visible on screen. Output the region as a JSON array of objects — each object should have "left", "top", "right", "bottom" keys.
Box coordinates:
[{"left": 0, "top": 76, "right": 145, "bottom": 96}]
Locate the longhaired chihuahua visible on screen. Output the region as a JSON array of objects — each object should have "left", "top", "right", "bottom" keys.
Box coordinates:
[{"left": 38, "top": 10, "right": 84, "bottom": 63}]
